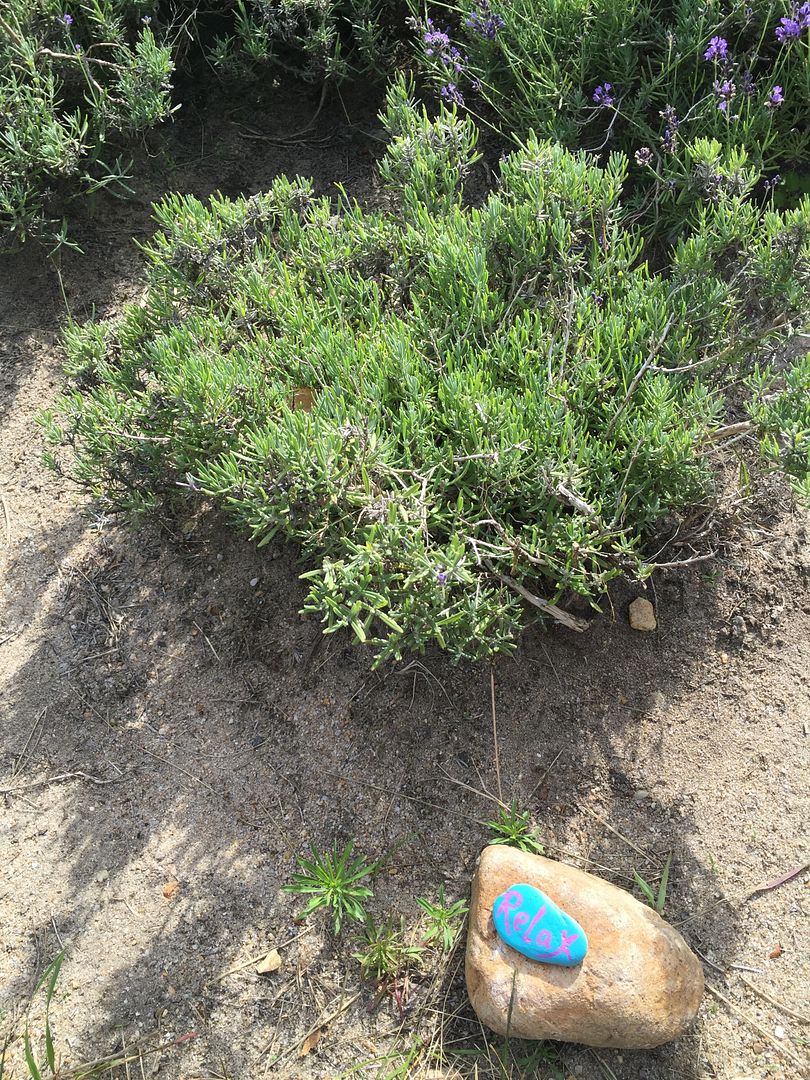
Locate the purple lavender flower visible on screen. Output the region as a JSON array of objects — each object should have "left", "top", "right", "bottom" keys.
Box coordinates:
[
  {"left": 704, "top": 35, "right": 729, "bottom": 61},
  {"left": 740, "top": 70, "right": 757, "bottom": 96},
  {"left": 801, "top": 1, "right": 810, "bottom": 26},
  {"left": 592, "top": 83, "right": 615, "bottom": 107},
  {"left": 660, "top": 105, "right": 679, "bottom": 153},
  {"left": 141, "top": 14, "right": 151, "bottom": 23},
  {"left": 466, "top": 0, "right": 505, "bottom": 40},
  {"left": 423, "top": 20, "right": 467, "bottom": 71},
  {"left": 635, "top": 146, "right": 654, "bottom": 166},
  {"left": 591, "top": 292, "right": 605, "bottom": 308},
  {"left": 714, "top": 78, "right": 736, "bottom": 112},
  {"left": 776, "top": 15, "right": 801, "bottom": 41},
  {"left": 73, "top": 42, "right": 82, "bottom": 51},
  {"left": 764, "top": 173, "right": 782, "bottom": 189},
  {"left": 440, "top": 83, "right": 465, "bottom": 106},
  {"left": 766, "top": 84, "right": 785, "bottom": 107},
  {"left": 436, "top": 568, "right": 449, "bottom": 586},
  {"left": 59, "top": 12, "right": 73, "bottom": 24},
  {"left": 445, "top": 45, "right": 467, "bottom": 73},
  {"left": 423, "top": 20, "right": 451, "bottom": 56}
]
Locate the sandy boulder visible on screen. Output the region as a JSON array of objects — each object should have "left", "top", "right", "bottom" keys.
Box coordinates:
[{"left": 466, "top": 846, "right": 703, "bottom": 1049}]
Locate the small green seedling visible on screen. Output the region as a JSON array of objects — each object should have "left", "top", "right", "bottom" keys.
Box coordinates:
[
  {"left": 451, "top": 1036, "right": 564, "bottom": 1078},
  {"left": 354, "top": 917, "right": 424, "bottom": 981},
  {"left": 487, "top": 801, "right": 544, "bottom": 855},
  {"left": 416, "top": 886, "right": 469, "bottom": 951},
  {"left": 3, "top": 952, "right": 64, "bottom": 1080},
  {"left": 633, "top": 854, "right": 672, "bottom": 914},
  {"left": 283, "top": 841, "right": 377, "bottom": 933}
]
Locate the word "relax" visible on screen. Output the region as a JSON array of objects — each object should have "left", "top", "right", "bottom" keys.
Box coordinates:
[{"left": 492, "top": 883, "right": 588, "bottom": 967}]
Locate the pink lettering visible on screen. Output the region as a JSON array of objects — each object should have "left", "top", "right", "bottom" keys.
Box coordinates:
[
  {"left": 535, "top": 928, "right": 552, "bottom": 949},
  {"left": 495, "top": 889, "right": 523, "bottom": 934},
  {"left": 549, "top": 929, "right": 579, "bottom": 960},
  {"left": 513, "top": 912, "right": 529, "bottom": 932},
  {"left": 523, "top": 905, "right": 546, "bottom": 944}
]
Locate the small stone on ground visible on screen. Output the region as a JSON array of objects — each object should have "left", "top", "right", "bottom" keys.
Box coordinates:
[{"left": 629, "top": 597, "right": 657, "bottom": 631}]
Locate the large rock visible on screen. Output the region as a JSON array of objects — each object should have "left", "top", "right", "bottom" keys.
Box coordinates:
[{"left": 466, "top": 846, "right": 703, "bottom": 1049}]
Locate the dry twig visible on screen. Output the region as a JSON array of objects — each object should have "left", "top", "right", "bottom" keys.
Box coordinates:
[
  {"left": 487, "top": 566, "right": 589, "bottom": 632},
  {"left": 214, "top": 928, "right": 312, "bottom": 981},
  {"left": 740, "top": 976, "right": 810, "bottom": 1025}
]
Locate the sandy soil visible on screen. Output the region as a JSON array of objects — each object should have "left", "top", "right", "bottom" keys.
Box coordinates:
[{"left": 1, "top": 77, "right": 809, "bottom": 1080}]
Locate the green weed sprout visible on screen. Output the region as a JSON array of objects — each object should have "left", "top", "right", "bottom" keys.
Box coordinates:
[
  {"left": 416, "top": 887, "right": 469, "bottom": 950},
  {"left": 2, "top": 952, "right": 64, "bottom": 1080},
  {"left": 354, "top": 917, "right": 425, "bottom": 981},
  {"left": 633, "top": 854, "right": 672, "bottom": 914},
  {"left": 283, "top": 842, "right": 377, "bottom": 934},
  {"left": 487, "top": 802, "right": 544, "bottom": 855}
]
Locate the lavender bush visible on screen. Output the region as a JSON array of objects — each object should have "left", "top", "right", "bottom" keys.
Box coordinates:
[
  {"left": 412, "top": 0, "right": 810, "bottom": 239},
  {"left": 0, "top": 0, "right": 173, "bottom": 250},
  {"left": 42, "top": 83, "right": 810, "bottom": 662}
]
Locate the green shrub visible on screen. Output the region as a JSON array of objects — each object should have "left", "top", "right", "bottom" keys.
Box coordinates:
[
  {"left": 207, "top": 0, "right": 405, "bottom": 83},
  {"left": 412, "top": 0, "right": 810, "bottom": 240},
  {"left": 0, "top": 0, "right": 405, "bottom": 249},
  {"left": 0, "top": 0, "right": 173, "bottom": 249},
  {"left": 43, "top": 81, "right": 810, "bottom": 662}
]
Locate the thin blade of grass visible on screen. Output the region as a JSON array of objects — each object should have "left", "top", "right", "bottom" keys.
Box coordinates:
[
  {"left": 656, "top": 854, "right": 672, "bottom": 913},
  {"left": 24, "top": 1033, "right": 42, "bottom": 1080}
]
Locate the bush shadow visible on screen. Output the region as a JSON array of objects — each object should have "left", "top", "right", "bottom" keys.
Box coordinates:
[{"left": 4, "top": 493, "right": 804, "bottom": 1079}]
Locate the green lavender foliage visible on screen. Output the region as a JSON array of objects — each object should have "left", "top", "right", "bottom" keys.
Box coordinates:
[
  {"left": 0, "top": 0, "right": 173, "bottom": 249},
  {"left": 207, "top": 0, "right": 405, "bottom": 83},
  {"left": 44, "top": 81, "right": 810, "bottom": 662},
  {"left": 746, "top": 351, "right": 810, "bottom": 498},
  {"left": 0, "top": 0, "right": 403, "bottom": 249}
]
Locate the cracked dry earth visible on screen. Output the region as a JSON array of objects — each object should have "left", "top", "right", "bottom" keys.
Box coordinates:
[{"left": 1, "top": 83, "right": 809, "bottom": 1080}]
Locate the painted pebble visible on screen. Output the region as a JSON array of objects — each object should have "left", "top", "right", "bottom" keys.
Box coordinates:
[{"left": 492, "top": 882, "right": 588, "bottom": 967}]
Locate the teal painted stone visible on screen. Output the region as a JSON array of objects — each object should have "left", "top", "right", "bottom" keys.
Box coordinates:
[{"left": 492, "top": 883, "right": 588, "bottom": 967}]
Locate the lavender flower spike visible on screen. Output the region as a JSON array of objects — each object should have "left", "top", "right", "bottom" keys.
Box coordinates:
[
  {"left": 766, "top": 84, "right": 785, "bottom": 107},
  {"left": 467, "top": 0, "right": 505, "bottom": 40},
  {"left": 440, "top": 83, "right": 465, "bottom": 106},
  {"left": 592, "top": 83, "right": 615, "bottom": 107},
  {"left": 423, "top": 20, "right": 451, "bottom": 57},
  {"left": 775, "top": 15, "right": 801, "bottom": 41},
  {"left": 714, "top": 78, "right": 736, "bottom": 112},
  {"left": 704, "top": 35, "right": 729, "bottom": 61}
]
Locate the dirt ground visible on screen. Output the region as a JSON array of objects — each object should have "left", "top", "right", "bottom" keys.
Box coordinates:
[{"left": 1, "top": 75, "right": 809, "bottom": 1080}]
